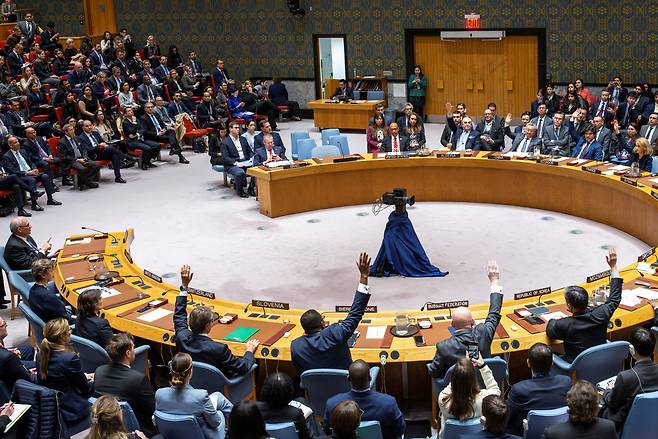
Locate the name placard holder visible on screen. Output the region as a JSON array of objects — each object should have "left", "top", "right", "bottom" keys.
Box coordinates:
[
  {"left": 514, "top": 286, "right": 551, "bottom": 300},
  {"left": 586, "top": 270, "right": 611, "bottom": 283},
  {"left": 252, "top": 299, "right": 290, "bottom": 310},
  {"left": 638, "top": 248, "right": 657, "bottom": 262},
  {"left": 425, "top": 300, "right": 469, "bottom": 311},
  {"left": 188, "top": 287, "right": 216, "bottom": 300},
  {"left": 582, "top": 165, "right": 601, "bottom": 174},
  {"left": 620, "top": 176, "right": 638, "bottom": 186},
  {"left": 143, "top": 269, "right": 162, "bottom": 283},
  {"left": 652, "top": 190, "right": 658, "bottom": 201},
  {"left": 335, "top": 305, "right": 378, "bottom": 313}
]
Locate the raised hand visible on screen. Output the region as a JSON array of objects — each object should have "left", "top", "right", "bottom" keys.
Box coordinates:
[
  {"left": 606, "top": 248, "right": 617, "bottom": 270},
  {"left": 505, "top": 113, "right": 513, "bottom": 125},
  {"left": 357, "top": 252, "right": 372, "bottom": 284},
  {"left": 487, "top": 260, "right": 500, "bottom": 284},
  {"left": 180, "top": 264, "right": 194, "bottom": 288}
]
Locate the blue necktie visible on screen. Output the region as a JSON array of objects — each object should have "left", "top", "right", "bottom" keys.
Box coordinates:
[
  {"left": 15, "top": 151, "right": 30, "bottom": 172},
  {"left": 151, "top": 115, "right": 161, "bottom": 131}
]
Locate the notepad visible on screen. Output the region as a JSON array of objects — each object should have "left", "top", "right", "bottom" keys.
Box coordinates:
[
  {"left": 633, "top": 287, "right": 658, "bottom": 301},
  {"left": 542, "top": 311, "right": 568, "bottom": 321},
  {"left": 621, "top": 290, "right": 642, "bottom": 307},
  {"left": 4, "top": 403, "right": 30, "bottom": 433},
  {"left": 266, "top": 160, "right": 292, "bottom": 168},
  {"left": 609, "top": 165, "right": 629, "bottom": 171},
  {"left": 366, "top": 326, "right": 387, "bottom": 339},
  {"left": 137, "top": 308, "right": 172, "bottom": 322},
  {"left": 223, "top": 327, "right": 260, "bottom": 342}
]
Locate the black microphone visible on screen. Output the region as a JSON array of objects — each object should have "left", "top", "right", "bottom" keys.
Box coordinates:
[
  {"left": 420, "top": 301, "right": 433, "bottom": 311},
  {"left": 120, "top": 274, "right": 147, "bottom": 284},
  {"left": 243, "top": 302, "right": 251, "bottom": 313},
  {"left": 81, "top": 226, "right": 121, "bottom": 244},
  {"left": 86, "top": 253, "right": 120, "bottom": 263}
]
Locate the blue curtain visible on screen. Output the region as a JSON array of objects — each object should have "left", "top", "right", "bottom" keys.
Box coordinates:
[{"left": 370, "top": 211, "right": 448, "bottom": 278}]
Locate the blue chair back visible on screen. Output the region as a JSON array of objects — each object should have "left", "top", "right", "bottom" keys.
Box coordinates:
[
  {"left": 290, "top": 131, "right": 310, "bottom": 160},
  {"left": 328, "top": 135, "right": 350, "bottom": 156},
  {"left": 652, "top": 156, "right": 658, "bottom": 173},
  {"left": 71, "top": 335, "right": 110, "bottom": 373},
  {"left": 524, "top": 406, "right": 568, "bottom": 439},
  {"left": 552, "top": 341, "right": 630, "bottom": 384},
  {"left": 321, "top": 128, "right": 340, "bottom": 145},
  {"left": 8, "top": 270, "right": 32, "bottom": 302},
  {"left": 366, "top": 91, "right": 385, "bottom": 100},
  {"left": 18, "top": 302, "right": 45, "bottom": 347},
  {"left": 358, "top": 420, "right": 383, "bottom": 439},
  {"left": 154, "top": 410, "right": 206, "bottom": 439},
  {"left": 620, "top": 390, "right": 658, "bottom": 439},
  {"left": 297, "top": 138, "right": 318, "bottom": 160},
  {"left": 311, "top": 145, "right": 341, "bottom": 158},
  {"left": 189, "top": 361, "right": 257, "bottom": 404},
  {"left": 443, "top": 417, "right": 482, "bottom": 439},
  {"left": 12, "top": 378, "right": 62, "bottom": 439},
  {"left": 266, "top": 421, "right": 299, "bottom": 439},
  {"left": 88, "top": 396, "right": 141, "bottom": 432},
  {"left": 300, "top": 367, "right": 379, "bottom": 417}
]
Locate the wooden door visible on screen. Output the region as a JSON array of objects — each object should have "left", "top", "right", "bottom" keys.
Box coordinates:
[
  {"left": 83, "top": 0, "right": 116, "bottom": 37},
  {"left": 414, "top": 35, "right": 538, "bottom": 117}
]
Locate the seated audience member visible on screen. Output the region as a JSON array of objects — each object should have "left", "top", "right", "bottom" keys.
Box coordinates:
[
  {"left": 212, "top": 59, "right": 233, "bottom": 86},
  {"left": 26, "top": 82, "right": 57, "bottom": 124},
  {"left": 253, "top": 133, "right": 287, "bottom": 166},
  {"left": 439, "top": 356, "right": 501, "bottom": 439},
  {"left": 93, "top": 109, "right": 118, "bottom": 142},
  {"left": 174, "top": 265, "right": 259, "bottom": 378},
  {"left": 87, "top": 395, "right": 148, "bottom": 439},
  {"left": 241, "top": 119, "right": 258, "bottom": 151},
  {"left": 0, "top": 315, "right": 33, "bottom": 390},
  {"left": 322, "top": 400, "right": 362, "bottom": 439},
  {"left": 503, "top": 112, "right": 531, "bottom": 141},
  {"left": 563, "top": 92, "right": 582, "bottom": 119},
  {"left": 268, "top": 78, "right": 302, "bottom": 120},
  {"left": 405, "top": 112, "right": 426, "bottom": 150},
  {"left": 641, "top": 112, "right": 658, "bottom": 148},
  {"left": 141, "top": 101, "right": 189, "bottom": 164},
  {"left": 117, "top": 81, "right": 138, "bottom": 112},
  {"left": 58, "top": 124, "right": 102, "bottom": 190},
  {"left": 542, "top": 381, "right": 617, "bottom": 439},
  {"left": 503, "top": 124, "right": 540, "bottom": 154},
  {"left": 291, "top": 253, "right": 371, "bottom": 374},
  {"left": 228, "top": 400, "right": 269, "bottom": 439},
  {"left": 37, "top": 318, "right": 94, "bottom": 428},
  {"left": 589, "top": 89, "right": 615, "bottom": 126},
  {"left": 602, "top": 327, "right": 658, "bottom": 432},
  {"left": 542, "top": 112, "right": 571, "bottom": 155},
  {"left": 5, "top": 98, "right": 61, "bottom": 138},
  {"left": 546, "top": 249, "right": 620, "bottom": 362},
  {"left": 182, "top": 65, "right": 202, "bottom": 97},
  {"left": 367, "top": 113, "right": 390, "bottom": 153},
  {"left": 107, "top": 66, "right": 126, "bottom": 94},
  {"left": 0, "top": 165, "right": 35, "bottom": 218},
  {"left": 462, "top": 395, "right": 521, "bottom": 439},
  {"left": 506, "top": 343, "right": 571, "bottom": 435},
  {"left": 568, "top": 107, "right": 589, "bottom": 145},
  {"left": 220, "top": 121, "right": 255, "bottom": 197},
  {"left": 61, "top": 91, "right": 82, "bottom": 121},
  {"left": 227, "top": 88, "right": 254, "bottom": 120},
  {"left": 382, "top": 122, "right": 409, "bottom": 152},
  {"left": 428, "top": 261, "right": 503, "bottom": 378},
  {"left": 136, "top": 75, "right": 160, "bottom": 105},
  {"left": 254, "top": 372, "right": 314, "bottom": 439},
  {"left": 476, "top": 108, "right": 505, "bottom": 151},
  {"left": 592, "top": 116, "right": 613, "bottom": 159},
  {"left": 121, "top": 107, "right": 160, "bottom": 170},
  {"left": 254, "top": 120, "right": 285, "bottom": 152},
  {"left": 168, "top": 90, "right": 194, "bottom": 119},
  {"left": 441, "top": 111, "right": 462, "bottom": 148},
  {"left": 79, "top": 119, "right": 133, "bottom": 183},
  {"left": 94, "top": 333, "right": 156, "bottom": 436},
  {"left": 21, "top": 127, "right": 60, "bottom": 180},
  {"left": 29, "top": 258, "right": 75, "bottom": 324},
  {"left": 368, "top": 102, "right": 393, "bottom": 126},
  {"left": 154, "top": 96, "right": 186, "bottom": 147},
  {"left": 78, "top": 85, "right": 102, "bottom": 121},
  {"left": 452, "top": 116, "right": 481, "bottom": 151},
  {"left": 4, "top": 217, "right": 53, "bottom": 270},
  {"left": 155, "top": 352, "right": 231, "bottom": 439},
  {"left": 208, "top": 123, "right": 227, "bottom": 166},
  {"left": 154, "top": 55, "right": 172, "bottom": 83},
  {"left": 74, "top": 288, "right": 113, "bottom": 347},
  {"left": 324, "top": 360, "right": 405, "bottom": 439},
  {"left": 197, "top": 90, "right": 224, "bottom": 131},
  {"left": 240, "top": 80, "right": 279, "bottom": 130},
  {"left": 331, "top": 79, "right": 353, "bottom": 100}
]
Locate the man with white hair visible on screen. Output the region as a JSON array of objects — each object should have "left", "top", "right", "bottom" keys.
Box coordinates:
[
  {"left": 504, "top": 123, "right": 541, "bottom": 153},
  {"left": 428, "top": 261, "right": 503, "bottom": 378},
  {"left": 4, "top": 217, "right": 53, "bottom": 271}
]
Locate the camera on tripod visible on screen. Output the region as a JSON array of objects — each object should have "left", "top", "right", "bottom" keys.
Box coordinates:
[{"left": 381, "top": 188, "right": 415, "bottom": 214}]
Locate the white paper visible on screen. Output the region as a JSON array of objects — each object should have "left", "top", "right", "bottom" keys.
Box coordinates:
[
  {"left": 633, "top": 287, "right": 658, "bottom": 301},
  {"left": 553, "top": 157, "right": 571, "bottom": 162},
  {"left": 4, "top": 403, "right": 30, "bottom": 433},
  {"left": 621, "top": 290, "right": 642, "bottom": 307},
  {"left": 597, "top": 376, "right": 617, "bottom": 391},
  {"left": 602, "top": 170, "right": 616, "bottom": 176},
  {"left": 366, "top": 326, "right": 387, "bottom": 339},
  {"left": 541, "top": 311, "right": 567, "bottom": 322},
  {"left": 77, "top": 285, "right": 121, "bottom": 299},
  {"left": 137, "top": 308, "right": 172, "bottom": 322},
  {"left": 609, "top": 165, "right": 629, "bottom": 171},
  {"left": 209, "top": 393, "right": 219, "bottom": 410},
  {"left": 238, "top": 159, "right": 253, "bottom": 167},
  {"left": 636, "top": 262, "right": 653, "bottom": 274},
  {"left": 377, "top": 153, "right": 387, "bottom": 158},
  {"left": 265, "top": 160, "right": 291, "bottom": 168},
  {"left": 392, "top": 83, "right": 406, "bottom": 97},
  {"left": 649, "top": 178, "right": 658, "bottom": 184},
  {"left": 289, "top": 400, "right": 313, "bottom": 419},
  {"left": 503, "top": 151, "right": 528, "bottom": 158},
  {"left": 66, "top": 237, "right": 92, "bottom": 245},
  {"left": 569, "top": 158, "right": 587, "bottom": 164}
]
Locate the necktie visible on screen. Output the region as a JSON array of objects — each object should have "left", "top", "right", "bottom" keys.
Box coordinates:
[
  {"left": 596, "top": 129, "right": 601, "bottom": 142},
  {"left": 597, "top": 102, "right": 605, "bottom": 117},
  {"left": 15, "top": 112, "right": 24, "bottom": 124},
  {"left": 579, "top": 142, "right": 590, "bottom": 159},
  {"left": 537, "top": 118, "right": 543, "bottom": 136},
  {"left": 36, "top": 140, "right": 47, "bottom": 158},
  {"left": 519, "top": 138, "right": 528, "bottom": 152},
  {"left": 15, "top": 151, "right": 30, "bottom": 172},
  {"left": 393, "top": 136, "right": 399, "bottom": 152},
  {"left": 647, "top": 127, "right": 655, "bottom": 142},
  {"left": 176, "top": 103, "right": 182, "bottom": 114},
  {"left": 26, "top": 237, "right": 39, "bottom": 252},
  {"left": 151, "top": 115, "right": 161, "bottom": 131},
  {"left": 164, "top": 66, "right": 169, "bottom": 76},
  {"left": 88, "top": 133, "right": 97, "bottom": 148},
  {"left": 622, "top": 105, "right": 629, "bottom": 125},
  {"left": 147, "top": 87, "right": 154, "bottom": 101},
  {"left": 69, "top": 138, "right": 82, "bottom": 158},
  {"left": 267, "top": 149, "right": 273, "bottom": 160}
]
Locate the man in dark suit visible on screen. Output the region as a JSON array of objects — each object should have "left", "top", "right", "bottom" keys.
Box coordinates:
[
  {"left": 396, "top": 103, "right": 416, "bottom": 129},
  {"left": 28, "top": 258, "right": 74, "bottom": 324},
  {"left": 89, "top": 43, "right": 109, "bottom": 73},
  {"left": 451, "top": 117, "right": 481, "bottom": 151},
  {"left": 568, "top": 108, "right": 589, "bottom": 146},
  {"left": 211, "top": 59, "right": 233, "bottom": 88},
  {"left": 506, "top": 343, "right": 571, "bottom": 435},
  {"left": 381, "top": 123, "right": 409, "bottom": 152},
  {"left": 476, "top": 108, "right": 505, "bottom": 151},
  {"left": 592, "top": 116, "right": 613, "bottom": 159},
  {"left": 7, "top": 44, "right": 24, "bottom": 77},
  {"left": 154, "top": 55, "right": 172, "bottom": 83},
  {"left": 136, "top": 75, "right": 160, "bottom": 105},
  {"left": 140, "top": 102, "right": 189, "bottom": 164},
  {"left": 5, "top": 99, "right": 61, "bottom": 138},
  {"left": 640, "top": 113, "right": 658, "bottom": 149},
  {"left": 543, "top": 85, "right": 562, "bottom": 117},
  {"left": 331, "top": 79, "right": 354, "bottom": 100},
  {"left": 291, "top": 253, "right": 371, "bottom": 374},
  {"left": 94, "top": 333, "right": 157, "bottom": 437},
  {"left": 267, "top": 78, "right": 302, "bottom": 120},
  {"left": 106, "top": 66, "right": 127, "bottom": 94},
  {"left": 4, "top": 217, "right": 53, "bottom": 270},
  {"left": 616, "top": 92, "right": 644, "bottom": 128},
  {"left": 642, "top": 92, "right": 658, "bottom": 121},
  {"left": 542, "top": 112, "right": 572, "bottom": 155},
  {"left": 174, "top": 264, "right": 259, "bottom": 378},
  {"left": 547, "top": 249, "right": 620, "bottom": 362},
  {"left": 187, "top": 51, "right": 204, "bottom": 77},
  {"left": 602, "top": 327, "right": 658, "bottom": 432},
  {"left": 253, "top": 133, "right": 287, "bottom": 166},
  {"left": 0, "top": 164, "right": 34, "bottom": 218},
  {"left": 324, "top": 360, "right": 405, "bottom": 439},
  {"left": 221, "top": 121, "right": 254, "bottom": 197},
  {"left": 57, "top": 124, "right": 101, "bottom": 190},
  {"left": 0, "top": 315, "right": 34, "bottom": 388},
  {"left": 428, "top": 261, "right": 503, "bottom": 378},
  {"left": 39, "top": 22, "right": 61, "bottom": 52},
  {"left": 462, "top": 395, "right": 522, "bottom": 439},
  {"left": 167, "top": 91, "right": 194, "bottom": 119},
  {"left": 570, "top": 125, "right": 604, "bottom": 161},
  {"left": 607, "top": 76, "right": 628, "bottom": 105},
  {"left": 531, "top": 103, "right": 552, "bottom": 139},
  {"left": 21, "top": 127, "right": 60, "bottom": 179},
  {"left": 441, "top": 112, "right": 461, "bottom": 148},
  {"left": 254, "top": 120, "right": 285, "bottom": 152},
  {"left": 589, "top": 89, "right": 615, "bottom": 126},
  {"left": 78, "top": 120, "right": 133, "bottom": 183},
  {"left": 196, "top": 90, "right": 224, "bottom": 131}
]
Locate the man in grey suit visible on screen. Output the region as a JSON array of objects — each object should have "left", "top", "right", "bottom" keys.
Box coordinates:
[
  {"left": 592, "top": 116, "right": 613, "bottom": 159},
  {"left": 543, "top": 112, "right": 571, "bottom": 155},
  {"left": 640, "top": 112, "right": 658, "bottom": 148},
  {"left": 17, "top": 12, "right": 38, "bottom": 48},
  {"left": 531, "top": 103, "right": 552, "bottom": 138},
  {"left": 504, "top": 124, "right": 541, "bottom": 153}
]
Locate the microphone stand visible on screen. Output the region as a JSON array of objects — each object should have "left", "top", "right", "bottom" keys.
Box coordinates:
[{"left": 81, "top": 226, "right": 122, "bottom": 244}]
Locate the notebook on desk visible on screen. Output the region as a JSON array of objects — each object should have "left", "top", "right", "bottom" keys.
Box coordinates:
[
  {"left": 223, "top": 327, "right": 260, "bottom": 342},
  {"left": 4, "top": 403, "right": 30, "bottom": 433}
]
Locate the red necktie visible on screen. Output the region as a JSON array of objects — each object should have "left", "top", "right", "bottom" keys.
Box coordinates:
[
  {"left": 393, "top": 137, "right": 399, "bottom": 152},
  {"left": 268, "top": 149, "right": 273, "bottom": 160}
]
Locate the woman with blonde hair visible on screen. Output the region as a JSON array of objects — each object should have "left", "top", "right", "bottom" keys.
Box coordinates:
[
  {"left": 632, "top": 137, "right": 654, "bottom": 172},
  {"left": 86, "top": 395, "right": 147, "bottom": 439},
  {"left": 38, "top": 318, "right": 95, "bottom": 429}
]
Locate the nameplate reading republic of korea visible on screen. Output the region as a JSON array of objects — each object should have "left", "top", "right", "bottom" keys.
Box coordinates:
[
  {"left": 514, "top": 286, "right": 551, "bottom": 301},
  {"left": 143, "top": 269, "right": 162, "bottom": 283},
  {"left": 586, "top": 270, "right": 611, "bottom": 283},
  {"left": 638, "top": 247, "right": 657, "bottom": 262},
  {"left": 188, "top": 287, "right": 216, "bottom": 299},
  {"left": 335, "top": 305, "right": 378, "bottom": 313},
  {"left": 252, "top": 299, "right": 290, "bottom": 310},
  {"left": 425, "top": 300, "right": 469, "bottom": 311}
]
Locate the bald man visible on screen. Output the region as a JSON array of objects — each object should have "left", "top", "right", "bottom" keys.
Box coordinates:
[{"left": 428, "top": 261, "right": 504, "bottom": 378}]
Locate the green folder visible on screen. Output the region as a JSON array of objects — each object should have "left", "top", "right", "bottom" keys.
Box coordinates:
[{"left": 223, "top": 327, "right": 260, "bottom": 343}]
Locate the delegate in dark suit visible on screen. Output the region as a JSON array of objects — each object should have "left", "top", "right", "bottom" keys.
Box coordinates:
[
  {"left": 2, "top": 149, "right": 57, "bottom": 199},
  {"left": 21, "top": 136, "right": 60, "bottom": 178},
  {"left": 74, "top": 315, "right": 113, "bottom": 347},
  {"left": 253, "top": 145, "right": 287, "bottom": 166},
  {"left": 3, "top": 234, "right": 47, "bottom": 270},
  {"left": 541, "top": 418, "right": 617, "bottom": 439},
  {"left": 331, "top": 85, "right": 354, "bottom": 100},
  {"left": 589, "top": 99, "right": 615, "bottom": 125},
  {"left": 428, "top": 291, "right": 503, "bottom": 378},
  {"left": 570, "top": 138, "right": 604, "bottom": 161},
  {"left": 78, "top": 130, "right": 127, "bottom": 180},
  {"left": 253, "top": 131, "right": 285, "bottom": 152},
  {"left": 28, "top": 283, "right": 74, "bottom": 324},
  {"left": 220, "top": 135, "right": 253, "bottom": 196},
  {"left": 381, "top": 134, "right": 410, "bottom": 152},
  {"left": 140, "top": 111, "right": 181, "bottom": 152},
  {"left": 451, "top": 128, "right": 481, "bottom": 150},
  {"left": 542, "top": 124, "right": 571, "bottom": 155},
  {"left": 546, "top": 277, "right": 621, "bottom": 362},
  {"left": 441, "top": 124, "right": 457, "bottom": 147},
  {"left": 0, "top": 347, "right": 32, "bottom": 391},
  {"left": 195, "top": 100, "right": 223, "bottom": 129},
  {"left": 476, "top": 121, "right": 505, "bottom": 151},
  {"left": 267, "top": 81, "right": 302, "bottom": 119},
  {"left": 57, "top": 134, "right": 101, "bottom": 188},
  {"left": 174, "top": 294, "right": 255, "bottom": 378}
]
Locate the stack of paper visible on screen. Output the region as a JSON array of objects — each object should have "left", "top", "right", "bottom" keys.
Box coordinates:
[
  {"left": 633, "top": 287, "right": 658, "bottom": 301},
  {"left": 137, "top": 308, "right": 172, "bottom": 322},
  {"left": 366, "top": 326, "right": 387, "bottom": 339},
  {"left": 621, "top": 290, "right": 642, "bottom": 307},
  {"left": 541, "top": 311, "right": 568, "bottom": 322}
]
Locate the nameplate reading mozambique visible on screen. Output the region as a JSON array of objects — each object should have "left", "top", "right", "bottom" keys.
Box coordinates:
[
  {"left": 620, "top": 176, "right": 638, "bottom": 186},
  {"left": 582, "top": 166, "right": 601, "bottom": 174},
  {"left": 252, "top": 299, "right": 290, "bottom": 310},
  {"left": 514, "top": 286, "right": 551, "bottom": 300},
  {"left": 487, "top": 154, "right": 510, "bottom": 160},
  {"left": 638, "top": 248, "right": 657, "bottom": 262},
  {"left": 652, "top": 190, "right": 658, "bottom": 201},
  {"left": 586, "top": 270, "right": 611, "bottom": 283},
  {"left": 335, "top": 305, "right": 378, "bottom": 313},
  {"left": 539, "top": 159, "right": 558, "bottom": 166},
  {"left": 143, "top": 269, "right": 162, "bottom": 283},
  {"left": 188, "top": 287, "right": 216, "bottom": 299},
  {"left": 426, "top": 300, "right": 469, "bottom": 311}
]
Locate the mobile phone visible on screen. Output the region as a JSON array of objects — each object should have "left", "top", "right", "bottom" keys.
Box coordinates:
[
  {"left": 525, "top": 315, "right": 544, "bottom": 325},
  {"left": 414, "top": 335, "right": 426, "bottom": 347},
  {"left": 467, "top": 344, "right": 479, "bottom": 360}
]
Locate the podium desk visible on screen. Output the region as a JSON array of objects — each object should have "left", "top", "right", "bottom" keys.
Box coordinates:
[{"left": 307, "top": 99, "right": 384, "bottom": 130}]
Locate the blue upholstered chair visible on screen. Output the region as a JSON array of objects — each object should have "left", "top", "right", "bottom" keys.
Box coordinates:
[
  {"left": 366, "top": 91, "right": 385, "bottom": 100},
  {"left": 297, "top": 138, "right": 318, "bottom": 160},
  {"left": 321, "top": 128, "right": 340, "bottom": 145},
  {"left": 266, "top": 421, "right": 299, "bottom": 439},
  {"left": 88, "top": 396, "right": 141, "bottom": 432},
  {"left": 652, "top": 156, "right": 658, "bottom": 173},
  {"left": 358, "top": 420, "right": 383, "bottom": 439},
  {"left": 290, "top": 131, "right": 310, "bottom": 160},
  {"left": 8, "top": 270, "right": 33, "bottom": 303},
  {"left": 211, "top": 164, "right": 229, "bottom": 187},
  {"left": 153, "top": 410, "right": 206, "bottom": 439},
  {"left": 620, "top": 390, "right": 658, "bottom": 439},
  {"left": 189, "top": 361, "right": 257, "bottom": 404},
  {"left": 311, "top": 145, "right": 341, "bottom": 158},
  {"left": 0, "top": 245, "right": 32, "bottom": 320},
  {"left": 551, "top": 341, "right": 630, "bottom": 384},
  {"left": 443, "top": 417, "right": 482, "bottom": 439},
  {"left": 18, "top": 302, "right": 45, "bottom": 347},
  {"left": 523, "top": 406, "right": 568, "bottom": 439},
  {"left": 70, "top": 334, "right": 151, "bottom": 376},
  {"left": 328, "top": 135, "right": 350, "bottom": 156},
  {"left": 300, "top": 367, "right": 379, "bottom": 417}
]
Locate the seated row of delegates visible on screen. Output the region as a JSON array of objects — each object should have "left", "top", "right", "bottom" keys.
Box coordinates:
[{"left": 366, "top": 113, "right": 425, "bottom": 153}]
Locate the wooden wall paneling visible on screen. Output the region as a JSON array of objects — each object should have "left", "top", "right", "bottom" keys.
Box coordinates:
[
  {"left": 83, "top": 0, "right": 116, "bottom": 36},
  {"left": 504, "top": 36, "right": 538, "bottom": 116}
]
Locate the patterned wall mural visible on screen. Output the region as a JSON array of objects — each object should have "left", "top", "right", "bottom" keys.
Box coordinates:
[{"left": 21, "top": 0, "right": 84, "bottom": 36}]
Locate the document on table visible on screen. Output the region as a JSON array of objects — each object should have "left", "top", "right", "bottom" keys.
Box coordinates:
[
  {"left": 649, "top": 178, "right": 658, "bottom": 184},
  {"left": 503, "top": 151, "right": 528, "bottom": 158},
  {"left": 66, "top": 237, "right": 92, "bottom": 245},
  {"left": 541, "top": 311, "right": 568, "bottom": 322},
  {"left": 77, "top": 285, "right": 121, "bottom": 299},
  {"left": 4, "top": 403, "right": 30, "bottom": 433},
  {"left": 366, "top": 326, "right": 387, "bottom": 339},
  {"left": 609, "top": 165, "right": 629, "bottom": 171},
  {"left": 621, "top": 290, "right": 642, "bottom": 307},
  {"left": 266, "top": 160, "right": 291, "bottom": 168},
  {"left": 636, "top": 262, "right": 654, "bottom": 274},
  {"left": 568, "top": 158, "right": 587, "bottom": 164},
  {"left": 137, "top": 308, "right": 172, "bottom": 322},
  {"left": 633, "top": 287, "right": 658, "bottom": 301}
]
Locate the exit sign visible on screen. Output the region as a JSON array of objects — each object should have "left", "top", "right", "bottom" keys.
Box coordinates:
[{"left": 464, "top": 14, "right": 481, "bottom": 29}]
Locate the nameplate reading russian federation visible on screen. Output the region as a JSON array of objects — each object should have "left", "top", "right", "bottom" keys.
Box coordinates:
[
  {"left": 252, "top": 299, "right": 290, "bottom": 310},
  {"left": 586, "top": 270, "right": 611, "bottom": 283},
  {"left": 638, "top": 248, "right": 657, "bottom": 262},
  {"left": 582, "top": 165, "right": 601, "bottom": 174},
  {"left": 620, "top": 176, "right": 638, "bottom": 186},
  {"left": 514, "top": 286, "right": 551, "bottom": 300},
  {"left": 143, "top": 269, "right": 162, "bottom": 283},
  {"left": 426, "top": 300, "right": 469, "bottom": 311},
  {"left": 335, "top": 305, "right": 378, "bottom": 313},
  {"left": 188, "top": 287, "right": 216, "bottom": 299}
]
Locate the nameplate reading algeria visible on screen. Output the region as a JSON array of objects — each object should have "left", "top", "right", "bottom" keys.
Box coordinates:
[
  {"left": 143, "top": 269, "right": 162, "bottom": 283},
  {"left": 188, "top": 287, "right": 216, "bottom": 299},
  {"left": 426, "top": 300, "right": 469, "bottom": 311},
  {"left": 335, "top": 305, "right": 378, "bottom": 313},
  {"left": 638, "top": 248, "right": 657, "bottom": 262},
  {"left": 586, "top": 270, "right": 611, "bottom": 283},
  {"left": 514, "top": 286, "right": 551, "bottom": 301},
  {"left": 252, "top": 299, "right": 290, "bottom": 310}
]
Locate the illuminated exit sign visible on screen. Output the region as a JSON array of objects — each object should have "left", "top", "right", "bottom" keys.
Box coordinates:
[{"left": 464, "top": 14, "right": 481, "bottom": 29}]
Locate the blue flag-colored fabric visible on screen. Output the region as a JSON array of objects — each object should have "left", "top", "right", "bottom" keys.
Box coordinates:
[{"left": 370, "top": 211, "right": 448, "bottom": 278}]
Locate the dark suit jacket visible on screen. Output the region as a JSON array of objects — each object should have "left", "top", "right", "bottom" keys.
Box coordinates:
[
  {"left": 451, "top": 128, "right": 481, "bottom": 150},
  {"left": 254, "top": 401, "right": 312, "bottom": 439},
  {"left": 140, "top": 112, "right": 167, "bottom": 141},
  {"left": 441, "top": 124, "right": 455, "bottom": 147},
  {"left": 28, "top": 283, "right": 73, "bottom": 324},
  {"left": 106, "top": 75, "right": 126, "bottom": 94},
  {"left": 136, "top": 83, "right": 160, "bottom": 105},
  {"left": 381, "top": 135, "right": 409, "bottom": 152},
  {"left": 506, "top": 374, "right": 572, "bottom": 435},
  {"left": 154, "top": 65, "right": 171, "bottom": 83},
  {"left": 7, "top": 49, "right": 22, "bottom": 76},
  {"left": 541, "top": 418, "right": 617, "bottom": 439},
  {"left": 602, "top": 360, "right": 658, "bottom": 431},
  {"left": 57, "top": 135, "right": 90, "bottom": 166},
  {"left": 2, "top": 149, "right": 36, "bottom": 176},
  {"left": 589, "top": 99, "right": 615, "bottom": 124},
  {"left": 4, "top": 234, "right": 46, "bottom": 270},
  {"left": 290, "top": 289, "right": 370, "bottom": 374},
  {"left": 196, "top": 101, "right": 220, "bottom": 127},
  {"left": 77, "top": 131, "right": 106, "bottom": 160},
  {"left": 616, "top": 102, "right": 643, "bottom": 128},
  {"left": 476, "top": 121, "right": 505, "bottom": 151},
  {"left": 331, "top": 86, "right": 354, "bottom": 99},
  {"left": 254, "top": 131, "right": 285, "bottom": 152},
  {"left": 0, "top": 347, "right": 32, "bottom": 391},
  {"left": 22, "top": 137, "right": 53, "bottom": 164},
  {"left": 5, "top": 110, "right": 29, "bottom": 135},
  {"left": 570, "top": 138, "right": 604, "bottom": 161},
  {"left": 546, "top": 277, "right": 622, "bottom": 362},
  {"left": 428, "top": 292, "right": 503, "bottom": 378},
  {"left": 89, "top": 50, "right": 107, "bottom": 72},
  {"left": 167, "top": 100, "right": 193, "bottom": 118},
  {"left": 607, "top": 86, "right": 628, "bottom": 104},
  {"left": 253, "top": 146, "right": 287, "bottom": 166},
  {"left": 267, "top": 82, "right": 290, "bottom": 106},
  {"left": 174, "top": 295, "right": 255, "bottom": 378},
  {"left": 74, "top": 315, "right": 113, "bottom": 347},
  {"left": 220, "top": 136, "right": 253, "bottom": 168},
  {"left": 94, "top": 362, "right": 156, "bottom": 434}
]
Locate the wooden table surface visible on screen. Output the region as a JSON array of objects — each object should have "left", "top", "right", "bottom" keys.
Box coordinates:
[{"left": 307, "top": 99, "right": 384, "bottom": 130}]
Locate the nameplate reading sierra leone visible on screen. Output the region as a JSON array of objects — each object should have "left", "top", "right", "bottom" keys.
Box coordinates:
[
  {"left": 188, "top": 287, "right": 216, "bottom": 299},
  {"left": 143, "top": 269, "right": 162, "bottom": 283},
  {"left": 586, "top": 270, "right": 611, "bottom": 283},
  {"left": 514, "top": 287, "right": 551, "bottom": 300},
  {"left": 252, "top": 299, "right": 290, "bottom": 310},
  {"left": 335, "top": 305, "right": 378, "bottom": 313},
  {"left": 425, "top": 300, "right": 469, "bottom": 311},
  {"left": 638, "top": 248, "right": 657, "bottom": 262}
]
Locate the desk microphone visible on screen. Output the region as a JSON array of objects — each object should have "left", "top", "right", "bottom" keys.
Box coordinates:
[
  {"left": 243, "top": 302, "right": 267, "bottom": 317},
  {"left": 420, "top": 301, "right": 432, "bottom": 311},
  {"left": 81, "top": 226, "right": 121, "bottom": 244},
  {"left": 121, "top": 274, "right": 147, "bottom": 284},
  {"left": 86, "top": 253, "right": 120, "bottom": 263}
]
